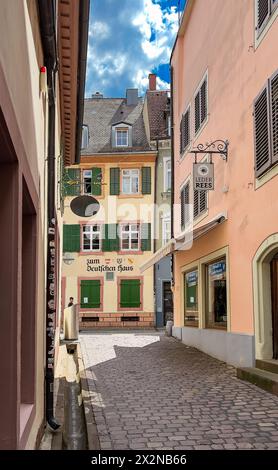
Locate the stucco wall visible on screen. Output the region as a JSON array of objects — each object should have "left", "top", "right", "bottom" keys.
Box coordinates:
[
  {"left": 0, "top": 0, "right": 63, "bottom": 449},
  {"left": 155, "top": 140, "right": 171, "bottom": 251},
  {"left": 62, "top": 160, "right": 156, "bottom": 326},
  {"left": 171, "top": 0, "right": 278, "bottom": 336}
]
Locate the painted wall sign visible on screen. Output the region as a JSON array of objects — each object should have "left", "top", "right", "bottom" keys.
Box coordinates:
[
  {"left": 86, "top": 257, "right": 134, "bottom": 273},
  {"left": 193, "top": 162, "right": 214, "bottom": 190}
]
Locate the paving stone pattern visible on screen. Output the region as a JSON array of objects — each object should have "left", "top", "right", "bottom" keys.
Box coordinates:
[{"left": 80, "top": 331, "right": 278, "bottom": 450}]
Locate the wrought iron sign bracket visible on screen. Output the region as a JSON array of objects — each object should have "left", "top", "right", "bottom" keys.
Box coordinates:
[{"left": 190, "top": 139, "right": 229, "bottom": 162}]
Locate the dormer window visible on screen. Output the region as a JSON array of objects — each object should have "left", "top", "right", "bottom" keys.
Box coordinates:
[
  {"left": 81, "top": 125, "right": 89, "bottom": 149},
  {"left": 116, "top": 128, "right": 128, "bottom": 147},
  {"left": 112, "top": 122, "right": 132, "bottom": 148}
]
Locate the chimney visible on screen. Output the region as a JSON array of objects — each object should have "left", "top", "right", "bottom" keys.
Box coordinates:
[
  {"left": 126, "top": 88, "right": 138, "bottom": 106},
  {"left": 148, "top": 73, "right": 156, "bottom": 91},
  {"left": 92, "top": 91, "right": 103, "bottom": 99}
]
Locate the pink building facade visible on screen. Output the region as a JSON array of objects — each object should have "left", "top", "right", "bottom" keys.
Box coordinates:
[{"left": 171, "top": 0, "right": 278, "bottom": 367}]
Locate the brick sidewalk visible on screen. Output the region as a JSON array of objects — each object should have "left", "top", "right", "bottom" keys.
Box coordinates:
[{"left": 80, "top": 331, "right": 278, "bottom": 450}]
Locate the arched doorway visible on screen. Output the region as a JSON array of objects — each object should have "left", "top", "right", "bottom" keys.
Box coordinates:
[
  {"left": 270, "top": 254, "right": 278, "bottom": 359},
  {"left": 253, "top": 234, "right": 278, "bottom": 361}
]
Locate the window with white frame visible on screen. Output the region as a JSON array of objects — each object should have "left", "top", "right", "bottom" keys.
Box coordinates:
[
  {"left": 83, "top": 170, "right": 92, "bottom": 194},
  {"left": 82, "top": 224, "right": 101, "bottom": 252},
  {"left": 81, "top": 125, "right": 89, "bottom": 149},
  {"left": 162, "top": 216, "right": 171, "bottom": 245},
  {"left": 121, "top": 224, "right": 140, "bottom": 251},
  {"left": 122, "top": 169, "right": 139, "bottom": 194},
  {"left": 116, "top": 128, "right": 128, "bottom": 147},
  {"left": 167, "top": 115, "right": 171, "bottom": 136},
  {"left": 164, "top": 158, "right": 171, "bottom": 192}
]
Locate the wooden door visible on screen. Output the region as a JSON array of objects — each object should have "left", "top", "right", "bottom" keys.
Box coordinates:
[
  {"left": 270, "top": 255, "right": 278, "bottom": 360},
  {"left": 163, "top": 282, "right": 173, "bottom": 325}
]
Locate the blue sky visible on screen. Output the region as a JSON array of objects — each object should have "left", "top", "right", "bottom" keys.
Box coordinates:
[{"left": 85, "top": 0, "right": 186, "bottom": 98}]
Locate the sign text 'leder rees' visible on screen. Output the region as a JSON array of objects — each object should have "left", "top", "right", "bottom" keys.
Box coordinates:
[{"left": 193, "top": 162, "right": 214, "bottom": 191}]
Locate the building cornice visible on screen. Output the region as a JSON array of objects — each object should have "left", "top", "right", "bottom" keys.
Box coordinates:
[
  {"left": 170, "top": 0, "right": 195, "bottom": 64},
  {"left": 80, "top": 152, "right": 157, "bottom": 164}
]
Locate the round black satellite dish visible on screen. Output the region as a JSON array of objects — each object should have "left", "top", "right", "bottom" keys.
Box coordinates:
[{"left": 70, "top": 195, "right": 100, "bottom": 217}]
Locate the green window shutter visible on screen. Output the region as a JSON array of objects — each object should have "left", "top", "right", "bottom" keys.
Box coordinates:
[
  {"left": 110, "top": 168, "right": 120, "bottom": 195},
  {"left": 64, "top": 168, "right": 81, "bottom": 196},
  {"left": 120, "top": 279, "right": 141, "bottom": 308},
  {"left": 102, "top": 224, "right": 119, "bottom": 252},
  {"left": 63, "top": 225, "right": 80, "bottom": 252},
  {"left": 91, "top": 167, "right": 102, "bottom": 196},
  {"left": 80, "top": 280, "right": 101, "bottom": 308},
  {"left": 141, "top": 223, "right": 152, "bottom": 251},
  {"left": 141, "top": 167, "right": 151, "bottom": 194}
]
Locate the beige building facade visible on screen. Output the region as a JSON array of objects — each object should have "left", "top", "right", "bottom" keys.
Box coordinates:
[{"left": 62, "top": 92, "right": 156, "bottom": 328}]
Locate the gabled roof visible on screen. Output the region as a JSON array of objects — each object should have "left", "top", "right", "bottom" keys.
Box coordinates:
[
  {"left": 112, "top": 120, "right": 132, "bottom": 127},
  {"left": 82, "top": 97, "right": 151, "bottom": 155}
]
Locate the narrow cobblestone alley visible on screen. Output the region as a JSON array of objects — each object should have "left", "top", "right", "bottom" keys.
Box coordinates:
[{"left": 80, "top": 331, "right": 278, "bottom": 450}]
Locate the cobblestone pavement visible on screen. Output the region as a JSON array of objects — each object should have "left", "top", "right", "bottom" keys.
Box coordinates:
[{"left": 80, "top": 331, "right": 278, "bottom": 450}]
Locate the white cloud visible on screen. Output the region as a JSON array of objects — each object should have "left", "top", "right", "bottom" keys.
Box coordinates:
[
  {"left": 156, "top": 76, "right": 170, "bottom": 90},
  {"left": 89, "top": 21, "right": 110, "bottom": 39},
  {"left": 86, "top": 0, "right": 179, "bottom": 97},
  {"left": 132, "top": 69, "right": 169, "bottom": 92}
]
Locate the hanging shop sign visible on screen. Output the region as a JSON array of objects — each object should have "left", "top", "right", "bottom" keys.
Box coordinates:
[
  {"left": 193, "top": 162, "right": 214, "bottom": 191},
  {"left": 70, "top": 195, "right": 100, "bottom": 217}
]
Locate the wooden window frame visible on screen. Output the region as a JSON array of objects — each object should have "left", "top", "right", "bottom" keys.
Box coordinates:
[
  {"left": 121, "top": 168, "right": 140, "bottom": 195},
  {"left": 163, "top": 157, "right": 171, "bottom": 192},
  {"left": 204, "top": 257, "right": 227, "bottom": 330},
  {"left": 120, "top": 222, "right": 140, "bottom": 252},
  {"left": 81, "top": 223, "right": 102, "bottom": 253},
  {"left": 184, "top": 268, "right": 199, "bottom": 328},
  {"left": 116, "top": 127, "right": 129, "bottom": 147},
  {"left": 83, "top": 169, "right": 92, "bottom": 194},
  {"left": 162, "top": 214, "right": 171, "bottom": 246}
]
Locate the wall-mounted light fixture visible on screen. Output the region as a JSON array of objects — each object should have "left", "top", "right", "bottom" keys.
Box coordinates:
[{"left": 63, "top": 252, "right": 75, "bottom": 265}]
